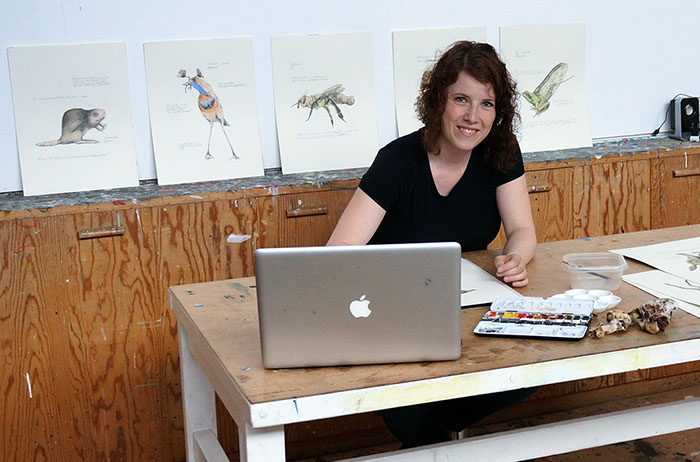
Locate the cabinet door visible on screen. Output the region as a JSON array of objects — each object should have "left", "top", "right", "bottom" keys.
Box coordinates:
[
  {"left": 651, "top": 152, "right": 700, "bottom": 228},
  {"left": 74, "top": 208, "right": 170, "bottom": 461},
  {"left": 0, "top": 216, "right": 90, "bottom": 462},
  {"left": 157, "top": 198, "right": 258, "bottom": 459},
  {"left": 158, "top": 198, "right": 257, "bottom": 285},
  {"left": 489, "top": 168, "right": 573, "bottom": 249},
  {"left": 528, "top": 168, "right": 573, "bottom": 242},
  {"left": 573, "top": 160, "right": 651, "bottom": 237},
  {"left": 257, "top": 188, "right": 356, "bottom": 248}
]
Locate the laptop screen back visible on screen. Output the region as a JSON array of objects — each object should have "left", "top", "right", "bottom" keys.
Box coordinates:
[{"left": 254, "top": 242, "right": 462, "bottom": 368}]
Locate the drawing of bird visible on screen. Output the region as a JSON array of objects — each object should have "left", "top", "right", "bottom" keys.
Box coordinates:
[{"left": 178, "top": 68, "right": 239, "bottom": 160}]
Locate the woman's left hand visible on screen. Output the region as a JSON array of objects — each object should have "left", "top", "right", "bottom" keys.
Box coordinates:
[{"left": 494, "top": 253, "right": 529, "bottom": 287}]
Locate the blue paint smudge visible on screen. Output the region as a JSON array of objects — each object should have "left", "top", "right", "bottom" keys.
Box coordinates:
[
  {"left": 228, "top": 282, "right": 251, "bottom": 297},
  {"left": 579, "top": 238, "right": 591, "bottom": 241},
  {"left": 293, "top": 398, "right": 299, "bottom": 415}
]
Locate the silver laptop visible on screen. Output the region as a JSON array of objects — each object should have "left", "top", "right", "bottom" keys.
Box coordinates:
[{"left": 254, "top": 242, "right": 462, "bottom": 368}]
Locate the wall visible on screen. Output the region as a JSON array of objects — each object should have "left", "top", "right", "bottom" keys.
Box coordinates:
[{"left": 2, "top": 0, "right": 699, "bottom": 192}]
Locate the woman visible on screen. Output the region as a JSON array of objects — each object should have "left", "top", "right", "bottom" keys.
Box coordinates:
[
  {"left": 327, "top": 41, "right": 538, "bottom": 447},
  {"left": 328, "top": 41, "right": 535, "bottom": 285}
]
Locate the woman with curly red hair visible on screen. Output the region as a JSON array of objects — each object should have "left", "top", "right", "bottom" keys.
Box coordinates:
[
  {"left": 327, "top": 41, "right": 538, "bottom": 447},
  {"left": 329, "top": 40, "right": 535, "bottom": 287}
]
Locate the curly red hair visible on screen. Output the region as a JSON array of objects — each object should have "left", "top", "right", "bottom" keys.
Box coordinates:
[{"left": 417, "top": 41, "right": 520, "bottom": 173}]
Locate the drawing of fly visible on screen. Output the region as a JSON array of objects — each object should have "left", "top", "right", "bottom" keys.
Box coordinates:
[
  {"left": 522, "top": 62, "right": 573, "bottom": 116},
  {"left": 293, "top": 84, "right": 355, "bottom": 127}
]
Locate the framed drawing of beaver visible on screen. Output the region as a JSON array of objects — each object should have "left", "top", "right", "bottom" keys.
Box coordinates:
[{"left": 8, "top": 43, "right": 138, "bottom": 196}]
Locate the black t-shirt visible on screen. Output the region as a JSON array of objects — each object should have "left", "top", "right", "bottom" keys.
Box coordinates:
[{"left": 359, "top": 130, "right": 524, "bottom": 252}]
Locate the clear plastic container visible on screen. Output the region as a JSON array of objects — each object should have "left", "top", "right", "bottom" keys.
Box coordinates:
[{"left": 561, "top": 252, "right": 627, "bottom": 290}]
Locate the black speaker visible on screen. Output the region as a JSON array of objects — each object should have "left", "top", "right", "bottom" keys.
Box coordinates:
[{"left": 670, "top": 97, "right": 700, "bottom": 141}]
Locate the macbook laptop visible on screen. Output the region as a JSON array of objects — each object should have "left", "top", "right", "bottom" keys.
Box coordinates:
[{"left": 254, "top": 242, "right": 462, "bottom": 368}]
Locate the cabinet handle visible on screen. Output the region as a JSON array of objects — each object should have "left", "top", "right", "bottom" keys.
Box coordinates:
[
  {"left": 527, "top": 184, "right": 552, "bottom": 194},
  {"left": 286, "top": 204, "right": 328, "bottom": 218},
  {"left": 77, "top": 227, "right": 125, "bottom": 239},
  {"left": 673, "top": 168, "right": 700, "bottom": 178}
]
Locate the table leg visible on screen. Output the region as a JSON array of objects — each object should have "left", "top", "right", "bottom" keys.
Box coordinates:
[
  {"left": 238, "top": 421, "right": 285, "bottom": 462},
  {"left": 180, "top": 325, "right": 219, "bottom": 462}
]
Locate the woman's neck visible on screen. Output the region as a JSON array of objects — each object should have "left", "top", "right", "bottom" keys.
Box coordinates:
[{"left": 428, "top": 149, "right": 471, "bottom": 196}]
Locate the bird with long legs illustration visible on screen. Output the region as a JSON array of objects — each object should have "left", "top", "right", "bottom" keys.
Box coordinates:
[{"left": 178, "top": 68, "right": 239, "bottom": 160}]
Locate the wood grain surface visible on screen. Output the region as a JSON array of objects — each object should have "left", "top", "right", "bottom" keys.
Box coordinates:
[
  {"left": 170, "top": 225, "right": 700, "bottom": 405},
  {"left": 573, "top": 159, "right": 651, "bottom": 237},
  {"left": 651, "top": 151, "right": 700, "bottom": 228},
  {"left": 1, "top": 146, "right": 698, "bottom": 461}
]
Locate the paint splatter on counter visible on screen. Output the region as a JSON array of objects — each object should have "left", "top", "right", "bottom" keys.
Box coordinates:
[
  {"left": 228, "top": 282, "right": 251, "bottom": 297},
  {"left": 0, "top": 167, "right": 364, "bottom": 211},
  {"left": 2, "top": 137, "right": 696, "bottom": 212}
]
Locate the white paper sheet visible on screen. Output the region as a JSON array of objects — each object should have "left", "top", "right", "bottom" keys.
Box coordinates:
[
  {"left": 499, "top": 24, "right": 592, "bottom": 153},
  {"left": 623, "top": 270, "right": 700, "bottom": 307},
  {"left": 271, "top": 33, "right": 379, "bottom": 174},
  {"left": 8, "top": 43, "right": 138, "bottom": 196},
  {"left": 143, "top": 38, "right": 264, "bottom": 185},
  {"left": 623, "top": 270, "right": 700, "bottom": 319},
  {"left": 611, "top": 237, "right": 700, "bottom": 285},
  {"left": 392, "top": 27, "right": 486, "bottom": 136},
  {"left": 461, "top": 258, "right": 520, "bottom": 306}
]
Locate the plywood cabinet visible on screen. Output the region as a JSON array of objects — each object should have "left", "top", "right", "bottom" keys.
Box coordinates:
[
  {"left": 527, "top": 167, "right": 574, "bottom": 242},
  {"left": 2, "top": 142, "right": 699, "bottom": 462},
  {"left": 651, "top": 149, "right": 700, "bottom": 228},
  {"left": 0, "top": 198, "right": 261, "bottom": 462},
  {"left": 489, "top": 167, "right": 573, "bottom": 249},
  {"left": 0, "top": 215, "right": 88, "bottom": 461},
  {"left": 74, "top": 209, "right": 168, "bottom": 462},
  {"left": 573, "top": 159, "right": 651, "bottom": 237},
  {"left": 157, "top": 198, "right": 259, "bottom": 458},
  {"left": 258, "top": 188, "right": 355, "bottom": 248}
]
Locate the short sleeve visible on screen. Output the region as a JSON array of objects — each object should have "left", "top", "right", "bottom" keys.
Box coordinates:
[
  {"left": 497, "top": 144, "right": 525, "bottom": 186},
  {"left": 359, "top": 132, "right": 422, "bottom": 211}
]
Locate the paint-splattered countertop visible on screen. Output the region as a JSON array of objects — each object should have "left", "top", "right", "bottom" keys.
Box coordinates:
[{"left": 1, "top": 137, "right": 698, "bottom": 213}]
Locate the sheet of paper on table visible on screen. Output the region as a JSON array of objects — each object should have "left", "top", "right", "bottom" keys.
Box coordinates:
[
  {"left": 611, "top": 237, "right": 700, "bottom": 285},
  {"left": 623, "top": 270, "right": 700, "bottom": 319},
  {"left": 461, "top": 258, "right": 520, "bottom": 307}
]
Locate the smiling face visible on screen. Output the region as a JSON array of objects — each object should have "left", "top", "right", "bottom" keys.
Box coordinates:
[{"left": 438, "top": 71, "right": 497, "bottom": 158}]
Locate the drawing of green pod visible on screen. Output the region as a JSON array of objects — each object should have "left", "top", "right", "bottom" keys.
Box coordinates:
[{"left": 522, "top": 62, "right": 572, "bottom": 116}]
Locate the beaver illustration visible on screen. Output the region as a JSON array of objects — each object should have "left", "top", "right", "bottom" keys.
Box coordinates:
[{"left": 36, "top": 108, "right": 107, "bottom": 146}]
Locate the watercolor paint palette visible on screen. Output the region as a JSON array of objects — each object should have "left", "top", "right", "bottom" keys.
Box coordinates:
[{"left": 473, "top": 296, "right": 595, "bottom": 340}]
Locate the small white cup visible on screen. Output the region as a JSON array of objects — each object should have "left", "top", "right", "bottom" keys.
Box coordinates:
[
  {"left": 588, "top": 289, "right": 612, "bottom": 298},
  {"left": 598, "top": 295, "right": 622, "bottom": 309},
  {"left": 593, "top": 299, "right": 609, "bottom": 313}
]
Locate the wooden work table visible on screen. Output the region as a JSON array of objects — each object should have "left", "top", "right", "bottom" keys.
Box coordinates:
[{"left": 169, "top": 225, "right": 700, "bottom": 461}]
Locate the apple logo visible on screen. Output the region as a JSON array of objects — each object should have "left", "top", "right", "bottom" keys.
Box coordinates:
[{"left": 349, "top": 294, "right": 372, "bottom": 318}]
